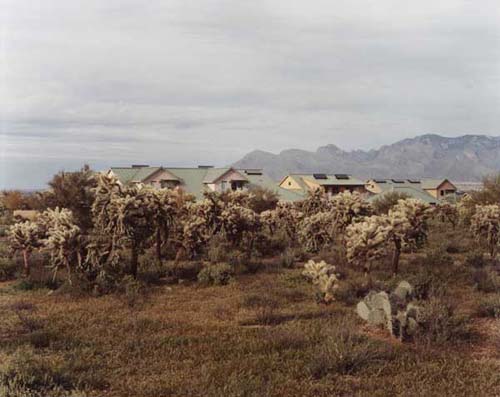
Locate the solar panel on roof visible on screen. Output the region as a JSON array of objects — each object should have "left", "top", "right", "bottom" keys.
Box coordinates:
[
  {"left": 335, "top": 174, "right": 349, "bottom": 180},
  {"left": 374, "top": 179, "right": 387, "bottom": 183},
  {"left": 313, "top": 173, "right": 327, "bottom": 179},
  {"left": 392, "top": 179, "right": 405, "bottom": 183},
  {"left": 245, "top": 170, "right": 262, "bottom": 175},
  {"left": 408, "top": 179, "right": 421, "bottom": 183}
]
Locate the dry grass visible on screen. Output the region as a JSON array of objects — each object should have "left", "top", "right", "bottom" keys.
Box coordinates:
[{"left": 0, "top": 225, "right": 499, "bottom": 396}]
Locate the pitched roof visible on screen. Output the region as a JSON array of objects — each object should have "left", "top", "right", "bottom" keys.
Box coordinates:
[
  {"left": 289, "top": 174, "right": 365, "bottom": 187},
  {"left": 242, "top": 170, "right": 304, "bottom": 201},
  {"left": 110, "top": 167, "right": 161, "bottom": 184},
  {"left": 367, "top": 186, "right": 438, "bottom": 204},
  {"left": 421, "top": 179, "right": 455, "bottom": 190}
]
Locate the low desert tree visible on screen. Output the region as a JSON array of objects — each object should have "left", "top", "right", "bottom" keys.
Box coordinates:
[
  {"left": 471, "top": 204, "right": 500, "bottom": 260},
  {"left": 470, "top": 173, "right": 500, "bottom": 205},
  {"left": 40, "top": 208, "right": 82, "bottom": 283},
  {"left": 41, "top": 165, "right": 96, "bottom": 231},
  {"left": 247, "top": 186, "right": 279, "bottom": 214},
  {"left": 345, "top": 215, "right": 390, "bottom": 275},
  {"left": 298, "top": 212, "right": 336, "bottom": 253},
  {"left": 371, "top": 191, "right": 410, "bottom": 214},
  {"left": 8, "top": 221, "right": 44, "bottom": 276}
]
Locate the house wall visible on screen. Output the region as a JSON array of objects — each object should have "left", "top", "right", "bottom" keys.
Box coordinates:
[
  {"left": 425, "top": 181, "right": 456, "bottom": 199},
  {"left": 143, "top": 169, "right": 180, "bottom": 189},
  {"left": 212, "top": 169, "right": 248, "bottom": 192},
  {"left": 279, "top": 176, "right": 303, "bottom": 190},
  {"left": 365, "top": 180, "right": 382, "bottom": 194}
]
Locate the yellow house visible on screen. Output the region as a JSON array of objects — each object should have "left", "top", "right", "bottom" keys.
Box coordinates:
[{"left": 279, "top": 173, "right": 366, "bottom": 196}]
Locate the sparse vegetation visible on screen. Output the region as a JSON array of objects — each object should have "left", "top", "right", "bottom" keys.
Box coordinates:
[{"left": 1, "top": 171, "right": 499, "bottom": 396}]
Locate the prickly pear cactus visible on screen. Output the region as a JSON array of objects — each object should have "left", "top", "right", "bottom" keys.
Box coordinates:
[{"left": 356, "top": 281, "right": 421, "bottom": 341}]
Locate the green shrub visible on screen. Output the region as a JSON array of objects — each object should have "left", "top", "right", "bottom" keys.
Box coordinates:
[
  {"left": 0, "top": 347, "right": 86, "bottom": 397},
  {"left": 279, "top": 247, "right": 296, "bottom": 269},
  {"left": 0, "top": 257, "right": 18, "bottom": 281},
  {"left": 197, "top": 263, "right": 233, "bottom": 286},
  {"left": 408, "top": 268, "right": 447, "bottom": 300},
  {"left": 476, "top": 295, "right": 500, "bottom": 318},
  {"left": 472, "top": 268, "right": 500, "bottom": 293},
  {"left": 118, "top": 275, "right": 148, "bottom": 308},
  {"left": 465, "top": 251, "right": 488, "bottom": 268},
  {"left": 306, "top": 318, "right": 396, "bottom": 378},
  {"left": 424, "top": 247, "right": 454, "bottom": 268},
  {"left": 416, "top": 297, "right": 473, "bottom": 344}
]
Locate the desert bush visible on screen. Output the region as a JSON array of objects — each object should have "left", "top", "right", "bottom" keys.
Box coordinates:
[
  {"left": 423, "top": 247, "right": 454, "bottom": 268},
  {"left": 476, "top": 295, "right": 500, "bottom": 318},
  {"left": 197, "top": 263, "right": 233, "bottom": 286},
  {"left": 0, "top": 347, "right": 87, "bottom": 397},
  {"left": 306, "top": 317, "right": 396, "bottom": 378},
  {"left": 465, "top": 251, "right": 488, "bottom": 268},
  {"left": 472, "top": 268, "right": 500, "bottom": 293},
  {"left": 0, "top": 257, "right": 18, "bottom": 281},
  {"left": 371, "top": 192, "right": 411, "bottom": 215},
  {"left": 206, "top": 234, "right": 232, "bottom": 263},
  {"left": 416, "top": 297, "right": 473, "bottom": 344},
  {"left": 407, "top": 268, "right": 447, "bottom": 300},
  {"left": 247, "top": 186, "right": 279, "bottom": 214},
  {"left": 240, "top": 293, "right": 281, "bottom": 325},
  {"left": 118, "top": 275, "right": 148, "bottom": 308},
  {"left": 279, "top": 247, "right": 296, "bottom": 269}
]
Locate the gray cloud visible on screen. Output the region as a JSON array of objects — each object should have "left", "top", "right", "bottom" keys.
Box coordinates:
[{"left": 1, "top": 0, "right": 500, "bottom": 188}]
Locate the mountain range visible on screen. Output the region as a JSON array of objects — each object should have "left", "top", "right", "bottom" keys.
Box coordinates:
[{"left": 232, "top": 134, "right": 500, "bottom": 182}]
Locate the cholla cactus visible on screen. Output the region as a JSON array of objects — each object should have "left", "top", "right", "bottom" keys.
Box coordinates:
[
  {"left": 302, "top": 260, "right": 339, "bottom": 303},
  {"left": 299, "top": 189, "right": 332, "bottom": 216},
  {"left": 143, "top": 188, "right": 178, "bottom": 264},
  {"left": 8, "top": 221, "right": 44, "bottom": 276},
  {"left": 345, "top": 215, "right": 390, "bottom": 274},
  {"left": 260, "top": 202, "right": 304, "bottom": 242},
  {"left": 346, "top": 199, "right": 430, "bottom": 275},
  {"left": 298, "top": 212, "right": 336, "bottom": 253},
  {"left": 471, "top": 204, "right": 500, "bottom": 260},
  {"left": 219, "top": 203, "right": 260, "bottom": 247},
  {"left": 435, "top": 202, "right": 459, "bottom": 228},
  {"left": 40, "top": 208, "right": 82, "bottom": 282},
  {"left": 386, "top": 199, "right": 430, "bottom": 274},
  {"left": 457, "top": 195, "right": 475, "bottom": 226},
  {"left": 330, "top": 191, "right": 372, "bottom": 234}
]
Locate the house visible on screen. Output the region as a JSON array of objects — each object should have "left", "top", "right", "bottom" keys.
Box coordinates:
[
  {"left": 108, "top": 165, "right": 303, "bottom": 201},
  {"left": 279, "top": 173, "right": 366, "bottom": 197},
  {"left": 365, "top": 178, "right": 457, "bottom": 203},
  {"left": 364, "top": 179, "right": 438, "bottom": 205}
]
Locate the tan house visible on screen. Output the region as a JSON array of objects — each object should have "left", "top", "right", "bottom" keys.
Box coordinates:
[
  {"left": 108, "top": 165, "right": 303, "bottom": 201},
  {"left": 365, "top": 178, "right": 457, "bottom": 201},
  {"left": 279, "top": 173, "right": 366, "bottom": 197}
]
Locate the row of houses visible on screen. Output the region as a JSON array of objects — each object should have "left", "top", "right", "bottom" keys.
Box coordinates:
[{"left": 108, "top": 165, "right": 461, "bottom": 204}]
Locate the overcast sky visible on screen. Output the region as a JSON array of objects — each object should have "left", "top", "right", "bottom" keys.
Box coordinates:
[{"left": 1, "top": 0, "right": 500, "bottom": 188}]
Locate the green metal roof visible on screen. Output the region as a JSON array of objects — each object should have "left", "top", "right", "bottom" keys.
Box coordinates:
[
  {"left": 367, "top": 186, "right": 438, "bottom": 204},
  {"left": 243, "top": 171, "right": 304, "bottom": 202},
  {"left": 109, "top": 166, "right": 300, "bottom": 201},
  {"left": 110, "top": 167, "right": 160, "bottom": 184}
]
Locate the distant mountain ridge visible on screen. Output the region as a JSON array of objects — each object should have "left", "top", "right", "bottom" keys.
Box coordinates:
[{"left": 232, "top": 134, "right": 500, "bottom": 181}]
